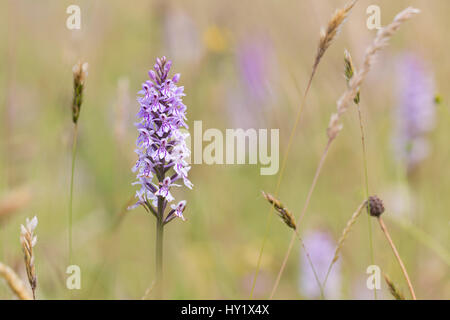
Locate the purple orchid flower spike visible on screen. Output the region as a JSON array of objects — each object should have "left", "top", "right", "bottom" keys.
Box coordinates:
[
  {"left": 133, "top": 58, "right": 192, "bottom": 296},
  {"left": 130, "top": 57, "right": 192, "bottom": 224}
]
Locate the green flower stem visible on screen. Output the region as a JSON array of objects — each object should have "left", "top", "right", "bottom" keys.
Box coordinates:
[
  {"left": 155, "top": 196, "right": 164, "bottom": 299},
  {"left": 68, "top": 123, "right": 78, "bottom": 265}
]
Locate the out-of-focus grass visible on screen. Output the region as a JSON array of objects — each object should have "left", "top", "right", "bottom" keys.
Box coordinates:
[{"left": 0, "top": 0, "right": 449, "bottom": 299}]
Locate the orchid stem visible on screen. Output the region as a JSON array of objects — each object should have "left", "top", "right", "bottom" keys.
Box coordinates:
[{"left": 155, "top": 197, "right": 164, "bottom": 299}]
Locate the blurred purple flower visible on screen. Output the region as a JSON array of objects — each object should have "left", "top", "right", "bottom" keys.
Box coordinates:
[
  {"left": 228, "top": 35, "right": 278, "bottom": 128},
  {"left": 236, "top": 35, "right": 278, "bottom": 104},
  {"left": 130, "top": 57, "right": 192, "bottom": 223},
  {"left": 299, "top": 231, "right": 341, "bottom": 299},
  {"left": 393, "top": 54, "right": 435, "bottom": 172}
]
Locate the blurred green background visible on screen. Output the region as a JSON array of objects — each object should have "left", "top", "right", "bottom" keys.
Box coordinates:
[{"left": 0, "top": 0, "right": 448, "bottom": 299}]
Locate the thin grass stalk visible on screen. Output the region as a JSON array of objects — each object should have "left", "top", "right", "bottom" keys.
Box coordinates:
[
  {"left": 262, "top": 192, "right": 324, "bottom": 298},
  {"left": 294, "top": 230, "right": 325, "bottom": 299},
  {"left": 68, "top": 123, "right": 78, "bottom": 264},
  {"left": 68, "top": 61, "right": 87, "bottom": 265},
  {"left": 269, "top": 7, "right": 420, "bottom": 298},
  {"left": 322, "top": 200, "right": 365, "bottom": 290},
  {"left": 0, "top": 262, "right": 33, "bottom": 300},
  {"left": 250, "top": 70, "right": 315, "bottom": 299},
  {"left": 346, "top": 47, "right": 377, "bottom": 298},
  {"left": 377, "top": 217, "right": 416, "bottom": 299},
  {"left": 250, "top": 1, "right": 358, "bottom": 298},
  {"left": 269, "top": 139, "right": 332, "bottom": 299},
  {"left": 355, "top": 103, "right": 377, "bottom": 299}
]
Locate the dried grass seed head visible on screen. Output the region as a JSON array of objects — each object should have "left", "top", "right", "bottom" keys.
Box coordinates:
[
  {"left": 327, "top": 7, "right": 420, "bottom": 140},
  {"left": 262, "top": 191, "right": 297, "bottom": 230},
  {"left": 20, "top": 216, "right": 38, "bottom": 294},
  {"left": 315, "top": 0, "right": 357, "bottom": 69}
]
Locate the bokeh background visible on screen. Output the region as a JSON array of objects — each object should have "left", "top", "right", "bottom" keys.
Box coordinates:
[{"left": 0, "top": 0, "right": 448, "bottom": 299}]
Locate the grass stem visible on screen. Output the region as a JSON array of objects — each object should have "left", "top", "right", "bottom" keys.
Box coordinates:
[
  {"left": 294, "top": 230, "right": 325, "bottom": 299},
  {"left": 250, "top": 72, "right": 315, "bottom": 299},
  {"left": 355, "top": 103, "right": 377, "bottom": 299},
  {"left": 322, "top": 200, "right": 365, "bottom": 291},
  {"left": 269, "top": 138, "right": 331, "bottom": 299},
  {"left": 377, "top": 217, "right": 416, "bottom": 299},
  {"left": 68, "top": 123, "right": 78, "bottom": 265}
]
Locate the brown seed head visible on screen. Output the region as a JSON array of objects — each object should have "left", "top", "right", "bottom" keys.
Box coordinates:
[{"left": 366, "top": 195, "right": 385, "bottom": 217}]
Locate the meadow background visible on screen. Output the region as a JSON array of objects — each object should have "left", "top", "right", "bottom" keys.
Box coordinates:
[{"left": 0, "top": 0, "right": 448, "bottom": 299}]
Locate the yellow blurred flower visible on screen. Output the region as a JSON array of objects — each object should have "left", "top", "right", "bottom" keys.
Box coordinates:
[{"left": 203, "top": 25, "right": 228, "bottom": 53}]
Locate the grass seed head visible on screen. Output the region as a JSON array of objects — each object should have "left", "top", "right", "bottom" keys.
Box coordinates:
[
  {"left": 367, "top": 195, "right": 385, "bottom": 217},
  {"left": 20, "top": 216, "right": 38, "bottom": 299},
  {"left": 262, "top": 191, "right": 297, "bottom": 230},
  {"left": 328, "top": 7, "right": 420, "bottom": 141},
  {"left": 314, "top": 0, "right": 357, "bottom": 70},
  {"left": 384, "top": 274, "right": 405, "bottom": 300},
  {"left": 344, "top": 49, "right": 360, "bottom": 104},
  {"left": 72, "top": 61, "right": 88, "bottom": 124}
]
